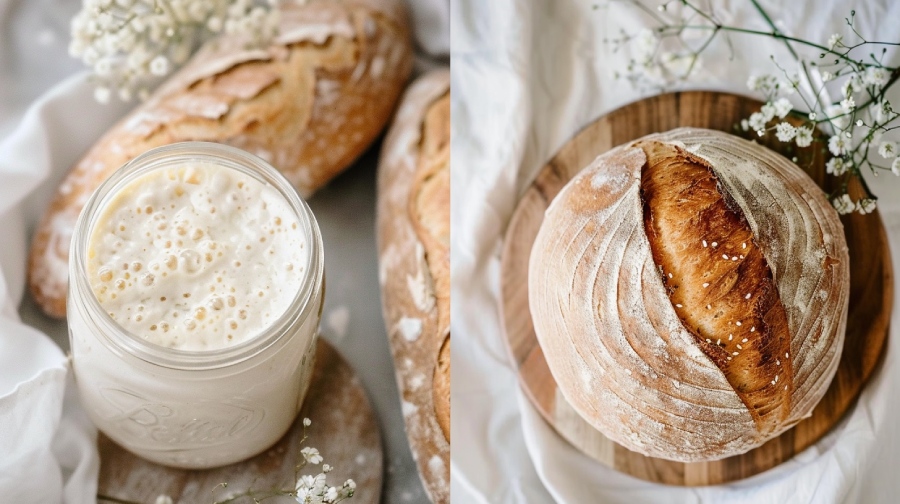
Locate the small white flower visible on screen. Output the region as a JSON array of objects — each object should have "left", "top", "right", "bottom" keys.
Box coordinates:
[
  {"left": 828, "top": 135, "right": 849, "bottom": 156},
  {"left": 841, "top": 74, "right": 862, "bottom": 98},
  {"left": 296, "top": 486, "right": 313, "bottom": 503},
  {"left": 94, "top": 86, "right": 111, "bottom": 104},
  {"left": 297, "top": 474, "right": 316, "bottom": 490},
  {"left": 826, "top": 157, "right": 848, "bottom": 175},
  {"left": 155, "top": 496, "right": 173, "bottom": 504},
  {"left": 301, "top": 447, "right": 324, "bottom": 465},
  {"left": 747, "top": 74, "right": 777, "bottom": 94},
  {"left": 773, "top": 98, "right": 792, "bottom": 119},
  {"left": 795, "top": 126, "right": 814, "bottom": 147},
  {"left": 864, "top": 66, "right": 890, "bottom": 87},
  {"left": 878, "top": 141, "right": 897, "bottom": 159},
  {"left": 840, "top": 96, "right": 855, "bottom": 113},
  {"left": 303, "top": 418, "right": 312, "bottom": 427},
  {"left": 821, "top": 71, "right": 834, "bottom": 82},
  {"left": 740, "top": 119, "right": 750, "bottom": 131},
  {"left": 832, "top": 194, "right": 855, "bottom": 214},
  {"left": 323, "top": 487, "right": 338, "bottom": 502},
  {"left": 828, "top": 33, "right": 843, "bottom": 50},
  {"left": 322, "top": 464, "right": 332, "bottom": 473},
  {"left": 748, "top": 112, "right": 767, "bottom": 132},
  {"left": 149, "top": 55, "right": 170, "bottom": 76},
  {"left": 345, "top": 479, "right": 356, "bottom": 490},
  {"left": 775, "top": 122, "right": 797, "bottom": 142},
  {"left": 857, "top": 198, "right": 877, "bottom": 214},
  {"left": 312, "top": 473, "right": 327, "bottom": 493},
  {"left": 874, "top": 100, "right": 893, "bottom": 124},
  {"left": 892, "top": 157, "right": 900, "bottom": 176},
  {"left": 760, "top": 102, "right": 777, "bottom": 122}
]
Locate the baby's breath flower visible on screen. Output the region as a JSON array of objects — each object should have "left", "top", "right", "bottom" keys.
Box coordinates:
[
  {"left": 874, "top": 100, "right": 894, "bottom": 124},
  {"left": 857, "top": 198, "right": 877, "bottom": 214},
  {"left": 773, "top": 98, "right": 792, "bottom": 119},
  {"left": 826, "top": 157, "right": 848, "bottom": 175},
  {"left": 301, "top": 447, "right": 324, "bottom": 465},
  {"left": 324, "top": 487, "right": 339, "bottom": 502},
  {"left": 892, "top": 157, "right": 900, "bottom": 176},
  {"left": 323, "top": 464, "right": 332, "bottom": 473},
  {"left": 303, "top": 418, "right": 312, "bottom": 427},
  {"left": 747, "top": 74, "right": 778, "bottom": 95},
  {"left": 832, "top": 194, "right": 855, "bottom": 214},
  {"left": 740, "top": 119, "right": 750, "bottom": 131},
  {"left": 840, "top": 96, "right": 856, "bottom": 113},
  {"left": 878, "top": 141, "right": 897, "bottom": 159},
  {"left": 775, "top": 122, "right": 796, "bottom": 142},
  {"left": 827, "top": 33, "right": 843, "bottom": 50},
  {"left": 760, "top": 103, "right": 777, "bottom": 122},
  {"left": 841, "top": 74, "right": 862, "bottom": 98},
  {"left": 748, "top": 112, "right": 767, "bottom": 132},
  {"left": 795, "top": 126, "right": 813, "bottom": 147},
  {"left": 70, "top": 0, "right": 281, "bottom": 103},
  {"left": 821, "top": 71, "right": 834, "bottom": 82},
  {"left": 149, "top": 55, "right": 170, "bottom": 77},
  {"left": 864, "top": 67, "right": 890, "bottom": 87},
  {"left": 828, "top": 135, "right": 850, "bottom": 156}
]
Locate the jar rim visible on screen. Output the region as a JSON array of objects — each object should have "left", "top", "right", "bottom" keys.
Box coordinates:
[{"left": 69, "top": 142, "right": 324, "bottom": 370}]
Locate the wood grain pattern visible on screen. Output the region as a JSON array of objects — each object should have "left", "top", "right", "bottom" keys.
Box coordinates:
[
  {"left": 98, "top": 339, "right": 382, "bottom": 502},
  {"left": 499, "top": 91, "right": 893, "bottom": 486}
]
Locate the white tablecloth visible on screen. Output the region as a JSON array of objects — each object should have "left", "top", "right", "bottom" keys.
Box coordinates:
[
  {"left": 0, "top": 0, "right": 448, "bottom": 502},
  {"left": 451, "top": 0, "right": 900, "bottom": 502}
]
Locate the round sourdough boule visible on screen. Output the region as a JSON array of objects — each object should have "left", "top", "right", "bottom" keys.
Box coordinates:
[
  {"left": 28, "top": 0, "right": 413, "bottom": 318},
  {"left": 376, "top": 68, "right": 449, "bottom": 502},
  {"left": 528, "top": 127, "right": 850, "bottom": 462}
]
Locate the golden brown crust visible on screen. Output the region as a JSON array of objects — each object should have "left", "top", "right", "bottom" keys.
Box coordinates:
[
  {"left": 376, "top": 68, "right": 449, "bottom": 502},
  {"left": 412, "top": 92, "right": 451, "bottom": 442},
  {"left": 433, "top": 334, "right": 450, "bottom": 443},
  {"left": 28, "top": 0, "right": 412, "bottom": 318},
  {"left": 638, "top": 140, "right": 792, "bottom": 435}
]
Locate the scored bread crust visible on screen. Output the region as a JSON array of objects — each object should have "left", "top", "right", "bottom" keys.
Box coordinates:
[
  {"left": 528, "top": 128, "right": 849, "bottom": 462},
  {"left": 376, "top": 69, "right": 449, "bottom": 503},
  {"left": 28, "top": 0, "right": 412, "bottom": 318}
]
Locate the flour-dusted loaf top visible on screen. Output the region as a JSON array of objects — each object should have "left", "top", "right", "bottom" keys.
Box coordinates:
[
  {"left": 29, "top": 0, "right": 412, "bottom": 318},
  {"left": 376, "top": 68, "right": 450, "bottom": 502},
  {"left": 528, "top": 127, "right": 849, "bottom": 462}
]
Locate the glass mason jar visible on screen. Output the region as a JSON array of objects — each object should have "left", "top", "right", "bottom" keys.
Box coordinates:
[{"left": 68, "top": 142, "right": 324, "bottom": 469}]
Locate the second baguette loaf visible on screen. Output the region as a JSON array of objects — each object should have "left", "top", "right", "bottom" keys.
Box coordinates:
[
  {"left": 376, "top": 68, "right": 450, "bottom": 503},
  {"left": 28, "top": 0, "right": 412, "bottom": 318}
]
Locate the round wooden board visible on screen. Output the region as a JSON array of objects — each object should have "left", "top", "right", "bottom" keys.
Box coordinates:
[
  {"left": 499, "top": 90, "right": 893, "bottom": 486},
  {"left": 97, "top": 339, "right": 383, "bottom": 503}
]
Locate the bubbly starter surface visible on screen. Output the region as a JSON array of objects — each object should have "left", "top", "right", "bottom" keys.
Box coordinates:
[{"left": 87, "top": 162, "right": 307, "bottom": 350}]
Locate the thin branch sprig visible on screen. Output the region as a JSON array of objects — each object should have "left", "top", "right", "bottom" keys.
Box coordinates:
[{"left": 607, "top": 0, "right": 900, "bottom": 215}]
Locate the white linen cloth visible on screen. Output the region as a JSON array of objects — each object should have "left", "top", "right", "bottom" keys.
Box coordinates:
[
  {"left": 451, "top": 0, "right": 900, "bottom": 502},
  {"left": 0, "top": 0, "right": 449, "bottom": 503}
]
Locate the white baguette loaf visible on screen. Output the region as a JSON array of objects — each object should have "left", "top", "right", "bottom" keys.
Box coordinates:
[
  {"left": 376, "top": 68, "right": 449, "bottom": 503},
  {"left": 29, "top": 0, "right": 412, "bottom": 317}
]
